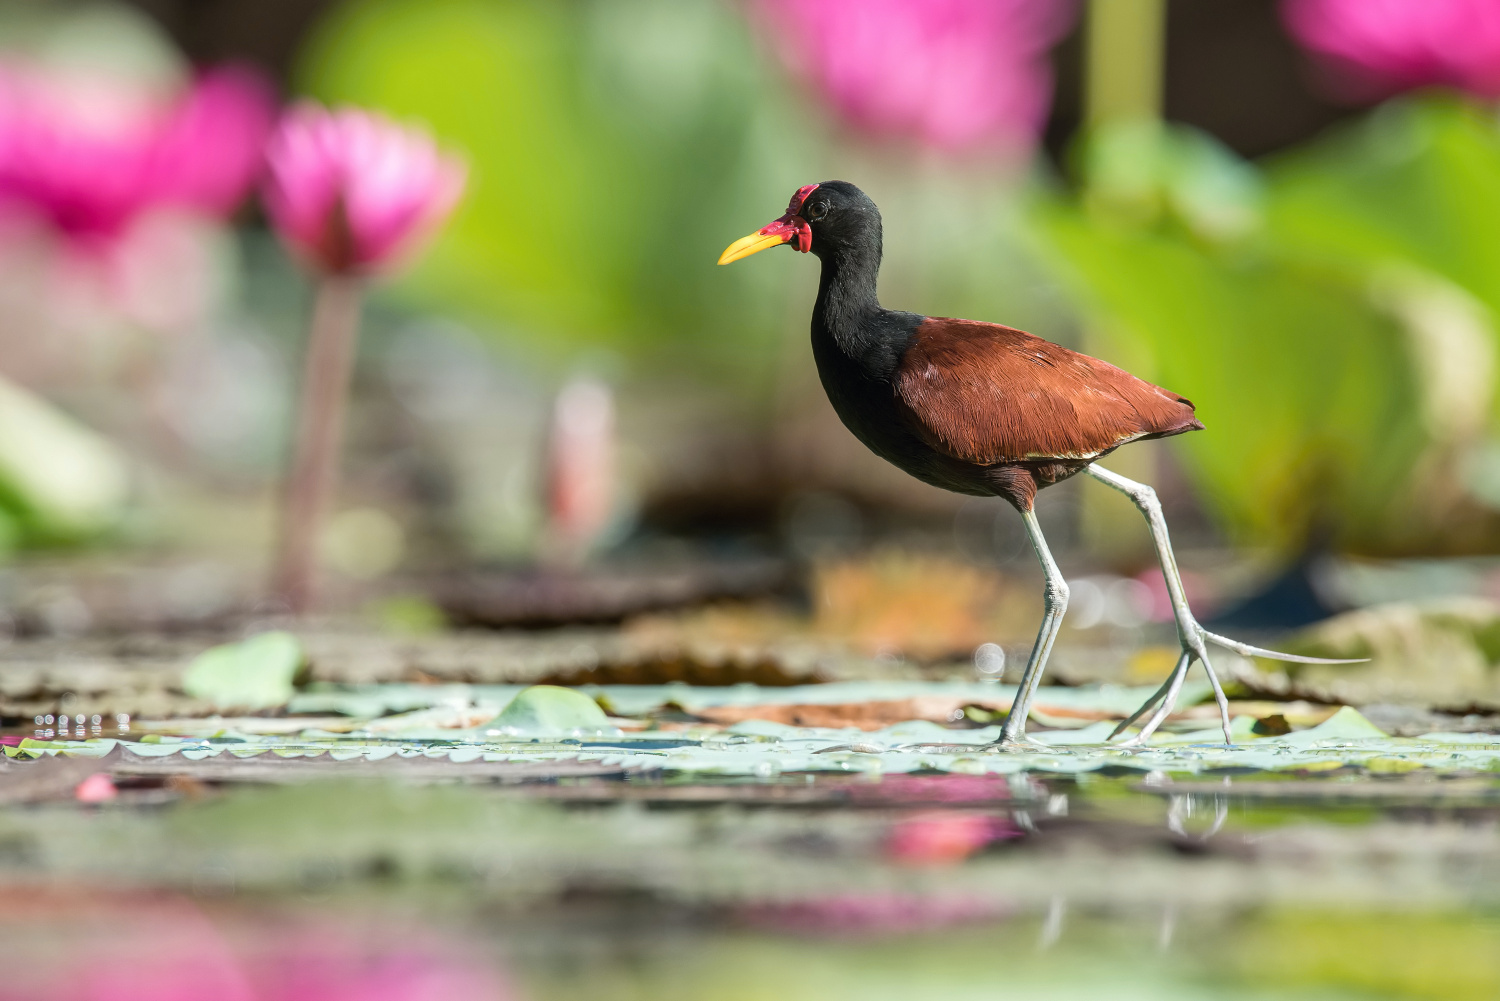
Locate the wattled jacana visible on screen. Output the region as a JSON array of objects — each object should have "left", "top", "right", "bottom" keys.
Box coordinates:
[{"left": 720, "top": 181, "right": 1355, "bottom": 746}]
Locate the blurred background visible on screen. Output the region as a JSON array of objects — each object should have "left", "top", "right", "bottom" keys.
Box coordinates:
[
  {"left": 3, "top": 0, "right": 1500, "bottom": 665},
  {"left": 7, "top": 4, "right": 1500, "bottom": 999}
]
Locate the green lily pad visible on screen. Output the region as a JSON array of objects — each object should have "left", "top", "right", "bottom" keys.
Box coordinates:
[
  {"left": 1275, "top": 706, "right": 1389, "bottom": 745},
  {"left": 181, "top": 631, "right": 303, "bottom": 711},
  {"left": 488, "top": 685, "right": 612, "bottom": 736}
]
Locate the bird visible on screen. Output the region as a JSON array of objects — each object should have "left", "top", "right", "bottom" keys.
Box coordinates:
[{"left": 719, "top": 181, "right": 1355, "bottom": 746}]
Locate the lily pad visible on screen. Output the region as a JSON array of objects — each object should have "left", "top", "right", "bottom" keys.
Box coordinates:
[
  {"left": 488, "top": 685, "right": 613, "bottom": 736},
  {"left": 181, "top": 631, "right": 303, "bottom": 711},
  {"left": 1275, "top": 706, "right": 1389, "bottom": 746}
]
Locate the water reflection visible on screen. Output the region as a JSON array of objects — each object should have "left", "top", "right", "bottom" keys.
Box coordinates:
[
  {"left": 0, "top": 896, "right": 516, "bottom": 1001},
  {"left": 1166, "top": 793, "right": 1230, "bottom": 842}
]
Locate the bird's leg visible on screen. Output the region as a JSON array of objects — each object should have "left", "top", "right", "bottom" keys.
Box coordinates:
[
  {"left": 996, "top": 508, "right": 1069, "bottom": 747},
  {"left": 1085, "top": 464, "right": 1361, "bottom": 745}
]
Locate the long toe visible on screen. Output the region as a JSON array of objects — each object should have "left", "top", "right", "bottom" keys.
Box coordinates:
[
  {"left": 1201, "top": 628, "right": 1367, "bottom": 665},
  {"left": 1108, "top": 677, "right": 1174, "bottom": 739}
]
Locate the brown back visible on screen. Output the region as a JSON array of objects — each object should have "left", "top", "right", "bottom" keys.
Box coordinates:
[{"left": 894, "top": 318, "right": 1202, "bottom": 466}]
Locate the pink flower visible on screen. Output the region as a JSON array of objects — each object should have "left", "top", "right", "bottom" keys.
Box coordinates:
[
  {"left": 263, "top": 103, "right": 466, "bottom": 276},
  {"left": 151, "top": 67, "right": 279, "bottom": 220},
  {"left": 0, "top": 903, "right": 518, "bottom": 1001},
  {"left": 255, "top": 941, "right": 508, "bottom": 1001},
  {"left": 0, "top": 63, "right": 274, "bottom": 240},
  {"left": 851, "top": 773, "right": 1015, "bottom": 804},
  {"left": 1282, "top": 0, "right": 1500, "bottom": 102},
  {"left": 886, "top": 811, "right": 1021, "bottom": 865},
  {"left": 753, "top": 0, "right": 1077, "bottom": 152},
  {"left": 743, "top": 892, "right": 1012, "bottom": 934},
  {"left": 73, "top": 773, "right": 117, "bottom": 803},
  {"left": 545, "top": 377, "right": 616, "bottom": 561}
]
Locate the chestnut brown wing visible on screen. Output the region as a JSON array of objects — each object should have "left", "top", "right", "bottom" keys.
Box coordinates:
[{"left": 894, "top": 318, "right": 1202, "bottom": 466}]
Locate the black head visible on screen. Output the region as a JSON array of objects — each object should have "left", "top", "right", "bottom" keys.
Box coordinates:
[
  {"left": 718, "top": 180, "right": 881, "bottom": 265},
  {"left": 798, "top": 181, "right": 881, "bottom": 259}
]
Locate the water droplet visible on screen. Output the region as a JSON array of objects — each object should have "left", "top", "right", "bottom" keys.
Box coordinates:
[{"left": 973, "top": 642, "right": 1006, "bottom": 677}]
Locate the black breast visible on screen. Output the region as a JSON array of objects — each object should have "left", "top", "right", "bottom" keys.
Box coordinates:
[{"left": 809, "top": 312, "right": 994, "bottom": 497}]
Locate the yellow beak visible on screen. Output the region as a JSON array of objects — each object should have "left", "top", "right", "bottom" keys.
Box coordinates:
[{"left": 717, "top": 230, "right": 789, "bottom": 265}]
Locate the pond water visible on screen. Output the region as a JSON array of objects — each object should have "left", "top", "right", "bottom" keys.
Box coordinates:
[{"left": 2, "top": 682, "right": 1498, "bottom": 999}]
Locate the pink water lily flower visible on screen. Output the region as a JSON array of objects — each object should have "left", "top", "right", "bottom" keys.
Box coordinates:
[
  {"left": 1282, "top": 0, "right": 1500, "bottom": 102},
  {"left": 754, "top": 0, "right": 1077, "bottom": 153},
  {"left": 886, "top": 811, "right": 1021, "bottom": 865},
  {"left": 265, "top": 103, "right": 466, "bottom": 614},
  {"left": 0, "top": 62, "right": 274, "bottom": 240},
  {"left": 263, "top": 103, "right": 466, "bottom": 276}
]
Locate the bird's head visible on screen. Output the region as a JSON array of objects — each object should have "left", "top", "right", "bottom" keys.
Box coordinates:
[{"left": 717, "top": 180, "right": 879, "bottom": 265}]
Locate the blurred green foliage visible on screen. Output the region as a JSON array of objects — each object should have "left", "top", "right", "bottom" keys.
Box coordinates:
[
  {"left": 0, "top": 375, "right": 130, "bottom": 548},
  {"left": 295, "top": 0, "right": 1064, "bottom": 391},
  {"left": 297, "top": 0, "right": 1500, "bottom": 556},
  {"left": 1268, "top": 98, "right": 1500, "bottom": 326},
  {"left": 1035, "top": 100, "right": 1500, "bottom": 555},
  {"left": 298, "top": 0, "right": 817, "bottom": 388}
]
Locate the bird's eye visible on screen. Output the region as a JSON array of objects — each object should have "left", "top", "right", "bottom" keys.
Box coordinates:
[{"left": 805, "top": 201, "right": 828, "bottom": 221}]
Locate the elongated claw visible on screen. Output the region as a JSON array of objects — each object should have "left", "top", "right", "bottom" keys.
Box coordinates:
[
  {"left": 1107, "top": 674, "right": 1172, "bottom": 739},
  {"left": 1114, "top": 651, "right": 1191, "bottom": 746},
  {"left": 1110, "top": 629, "right": 1231, "bottom": 745},
  {"left": 1111, "top": 624, "right": 1351, "bottom": 746},
  {"left": 1195, "top": 642, "right": 1234, "bottom": 744},
  {"left": 1202, "top": 630, "right": 1367, "bottom": 665},
  {"left": 1084, "top": 463, "right": 1367, "bottom": 748}
]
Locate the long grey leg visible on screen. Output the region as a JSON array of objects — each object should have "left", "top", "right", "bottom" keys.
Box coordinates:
[
  {"left": 1085, "top": 465, "right": 1230, "bottom": 740},
  {"left": 997, "top": 508, "right": 1069, "bottom": 746},
  {"left": 1085, "top": 464, "right": 1361, "bottom": 744}
]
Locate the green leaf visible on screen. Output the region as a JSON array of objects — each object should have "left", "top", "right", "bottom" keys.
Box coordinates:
[
  {"left": 1035, "top": 200, "right": 1425, "bottom": 551},
  {"left": 488, "top": 684, "right": 612, "bottom": 735},
  {"left": 0, "top": 373, "right": 129, "bottom": 543},
  {"left": 1275, "top": 706, "right": 1388, "bottom": 745},
  {"left": 295, "top": 0, "right": 805, "bottom": 385},
  {"left": 1266, "top": 97, "right": 1500, "bottom": 329},
  {"left": 181, "top": 631, "right": 303, "bottom": 711},
  {"left": 1031, "top": 118, "right": 1437, "bottom": 553}
]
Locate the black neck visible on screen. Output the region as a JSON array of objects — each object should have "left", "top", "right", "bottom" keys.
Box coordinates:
[
  {"left": 811, "top": 225, "right": 919, "bottom": 382},
  {"left": 813, "top": 236, "right": 885, "bottom": 359}
]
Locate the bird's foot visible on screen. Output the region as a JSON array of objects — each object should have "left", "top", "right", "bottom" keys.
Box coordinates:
[
  {"left": 1108, "top": 620, "right": 1364, "bottom": 747},
  {"left": 988, "top": 735, "right": 1050, "bottom": 751},
  {"left": 988, "top": 718, "right": 1050, "bottom": 750}
]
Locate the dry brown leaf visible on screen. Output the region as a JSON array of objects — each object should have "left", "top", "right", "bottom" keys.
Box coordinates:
[{"left": 695, "top": 697, "right": 985, "bottom": 730}]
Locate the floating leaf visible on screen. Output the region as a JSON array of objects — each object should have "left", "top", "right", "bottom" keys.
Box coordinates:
[
  {"left": 181, "top": 631, "right": 303, "bottom": 711},
  {"left": 1275, "top": 706, "right": 1388, "bottom": 745},
  {"left": 487, "top": 685, "right": 612, "bottom": 735}
]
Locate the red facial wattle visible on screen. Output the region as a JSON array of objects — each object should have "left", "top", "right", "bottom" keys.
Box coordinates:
[
  {"left": 787, "top": 183, "right": 819, "bottom": 215},
  {"left": 756, "top": 183, "right": 819, "bottom": 254},
  {"left": 754, "top": 216, "right": 812, "bottom": 254},
  {"left": 716, "top": 183, "right": 820, "bottom": 264}
]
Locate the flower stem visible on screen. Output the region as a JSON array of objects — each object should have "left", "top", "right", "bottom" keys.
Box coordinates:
[
  {"left": 271, "top": 275, "right": 363, "bottom": 615},
  {"left": 1085, "top": 0, "right": 1165, "bottom": 127}
]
